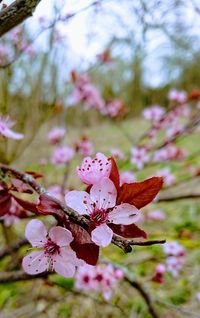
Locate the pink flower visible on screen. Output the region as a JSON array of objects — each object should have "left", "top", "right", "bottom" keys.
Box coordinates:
[
  {"left": 75, "top": 263, "right": 123, "bottom": 300},
  {"left": 76, "top": 153, "right": 112, "bottom": 185},
  {"left": 65, "top": 177, "right": 139, "bottom": 247},
  {"left": 0, "top": 116, "right": 24, "bottom": 140},
  {"left": 47, "top": 127, "right": 66, "bottom": 145},
  {"left": 143, "top": 105, "right": 165, "bottom": 122},
  {"left": 166, "top": 123, "right": 184, "bottom": 139},
  {"left": 156, "top": 168, "right": 176, "bottom": 186},
  {"left": 104, "top": 100, "right": 125, "bottom": 118},
  {"left": 196, "top": 292, "right": 200, "bottom": 302},
  {"left": 131, "top": 147, "right": 149, "bottom": 170},
  {"left": 51, "top": 146, "right": 74, "bottom": 166},
  {"left": 110, "top": 148, "right": 126, "bottom": 161},
  {"left": 47, "top": 185, "right": 65, "bottom": 201},
  {"left": 168, "top": 89, "right": 186, "bottom": 103},
  {"left": 147, "top": 210, "right": 166, "bottom": 221},
  {"left": 75, "top": 137, "right": 93, "bottom": 156},
  {"left": 163, "top": 241, "right": 185, "bottom": 257},
  {"left": 120, "top": 170, "right": 136, "bottom": 185},
  {"left": 165, "top": 256, "right": 185, "bottom": 277},
  {"left": 22, "top": 220, "right": 83, "bottom": 277}
]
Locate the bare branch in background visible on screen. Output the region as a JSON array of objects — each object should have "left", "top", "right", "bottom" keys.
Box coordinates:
[{"left": 0, "top": 0, "right": 42, "bottom": 37}]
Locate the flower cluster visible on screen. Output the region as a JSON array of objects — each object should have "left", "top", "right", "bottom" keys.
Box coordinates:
[
  {"left": 75, "top": 264, "right": 123, "bottom": 300},
  {"left": 152, "top": 241, "right": 186, "bottom": 283}
]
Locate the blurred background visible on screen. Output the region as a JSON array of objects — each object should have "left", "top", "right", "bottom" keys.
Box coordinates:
[{"left": 0, "top": 0, "right": 200, "bottom": 317}]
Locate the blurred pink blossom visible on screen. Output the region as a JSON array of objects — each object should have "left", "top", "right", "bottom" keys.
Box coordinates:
[
  {"left": 75, "top": 136, "right": 93, "bottom": 156},
  {"left": 143, "top": 105, "right": 165, "bottom": 122},
  {"left": 156, "top": 167, "right": 176, "bottom": 186},
  {"left": 75, "top": 263, "right": 123, "bottom": 300},
  {"left": 0, "top": 116, "right": 24, "bottom": 140},
  {"left": 120, "top": 170, "right": 136, "bottom": 185},
  {"left": 147, "top": 210, "right": 166, "bottom": 221},
  {"left": 131, "top": 147, "right": 149, "bottom": 170},
  {"left": 168, "top": 89, "right": 186, "bottom": 103},
  {"left": 51, "top": 146, "right": 74, "bottom": 166},
  {"left": 111, "top": 148, "right": 126, "bottom": 161},
  {"left": 48, "top": 127, "right": 66, "bottom": 145}
]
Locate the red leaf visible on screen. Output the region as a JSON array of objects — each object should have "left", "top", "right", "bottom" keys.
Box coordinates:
[
  {"left": 37, "top": 194, "right": 66, "bottom": 221},
  {"left": 10, "top": 179, "right": 33, "bottom": 194},
  {"left": 109, "top": 157, "right": 120, "bottom": 192},
  {"left": 109, "top": 223, "right": 147, "bottom": 239},
  {"left": 69, "top": 223, "right": 99, "bottom": 265},
  {"left": 13, "top": 195, "right": 38, "bottom": 213},
  {"left": 117, "top": 177, "right": 163, "bottom": 209},
  {"left": 25, "top": 171, "right": 44, "bottom": 179},
  {"left": 0, "top": 190, "right": 12, "bottom": 216}
]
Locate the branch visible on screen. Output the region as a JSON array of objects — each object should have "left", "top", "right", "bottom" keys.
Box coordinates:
[
  {"left": 0, "top": 0, "right": 42, "bottom": 38},
  {"left": 125, "top": 277, "right": 160, "bottom": 318},
  {"left": 158, "top": 193, "right": 200, "bottom": 202},
  {"left": 0, "top": 238, "right": 28, "bottom": 260},
  {"left": 0, "top": 270, "right": 48, "bottom": 283},
  {"left": 0, "top": 164, "right": 165, "bottom": 253}
]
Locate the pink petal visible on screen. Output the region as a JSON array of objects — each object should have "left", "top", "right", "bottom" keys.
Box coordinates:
[
  {"left": 22, "top": 251, "right": 47, "bottom": 275},
  {"left": 49, "top": 226, "right": 73, "bottom": 246},
  {"left": 65, "top": 190, "right": 92, "bottom": 215},
  {"left": 91, "top": 224, "right": 113, "bottom": 247},
  {"left": 108, "top": 203, "right": 140, "bottom": 225},
  {"left": 90, "top": 178, "right": 117, "bottom": 210},
  {"left": 53, "top": 248, "right": 78, "bottom": 277},
  {"left": 3, "top": 128, "right": 24, "bottom": 140},
  {"left": 25, "top": 220, "right": 47, "bottom": 247}
]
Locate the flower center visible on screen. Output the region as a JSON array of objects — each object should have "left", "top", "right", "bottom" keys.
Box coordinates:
[
  {"left": 90, "top": 209, "right": 108, "bottom": 226},
  {"left": 44, "top": 239, "right": 60, "bottom": 256}
]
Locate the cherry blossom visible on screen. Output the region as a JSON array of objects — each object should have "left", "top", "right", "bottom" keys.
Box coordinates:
[
  {"left": 147, "top": 210, "right": 166, "bottom": 221},
  {"left": 65, "top": 177, "right": 140, "bottom": 247},
  {"left": 22, "top": 220, "right": 83, "bottom": 277},
  {"left": 75, "top": 136, "right": 93, "bottom": 156},
  {"left": 47, "top": 185, "right": 66, "bottom": 201},
  {"left": 70, "top": 74, "right": 105, "bottom": 112},
  {"left": 163, "top": 241, "right": 185, "bottom": 257},
  {"left": 47, "top": 127, "right": 66, "bottom": 145},
  {"left": 120, "top": 170, "right": 136, "bottom": 185},
  {"left": 165, "top": 256, "right": 185, "bottom": 277},
  {"left": 156, "top": 167, "right": 176, "bottom": 186},
  {"left": 104, "top": 100, "right": 126, "bottom": 118},
  {"left": 143, "top": 105, "right": 165, "bottom": 122},
  {"left": 0, "top": 116, "right": 24, "bottom": 140},
  {"left": 110, "top": 148, "right": 126, "bottom": 161},
  {"left": 152, "top": 263, "right": 166, "bottom": 283},
  {"left": 131, "top": 147, "right": 149, "bottom": 170},
  {"left": 0, "top": 199, "right": 21, "bottom": 227},
  {"left": 76, "top": 152, "right": 112, "bottom": 185},
  {"left": 51, "top": 146, "right": 74, "bottom": 166},
  {"left": 75, "top": 263, "right": 123, "bottom": 300},
  {"left": 168, "top": 89, "right": 187, "bottom": 103}
]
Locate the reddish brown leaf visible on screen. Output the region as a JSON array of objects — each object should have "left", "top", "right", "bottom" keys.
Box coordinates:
[
  {"left": 25, "top": 171, "right": 44, "bottom": 179},
  {"left": 37, "top": 194, "right": 65, "bottom": 221},
  {"left": 0, "top": 190, "right": 12, "bottom": 216},
  {"left": 117, "top": 177, "right": 163, "bottom": 209},
  {"left": 69, "top": 223, "right": 99, "bottom": 265},
  {"left": 109, "top": 157, "right": 120, "bottom": 192},
  {"left": 10, "top": 179, "right": 33, "bottom": 194},
  {"left": 13, "top": 195, "right": 38, "bottom": 213},
  {"left": 109, "top": 223, "right": 147, "bottom": 239}
]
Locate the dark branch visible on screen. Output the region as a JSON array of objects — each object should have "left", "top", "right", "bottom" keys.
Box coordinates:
[
  {"left": 125, "top": 277, "right": 160, "bottom": 318},
  {"left": 0, "top": 238, "right": 28, "bottom": 260},
  {"left": 0, "top": 270, "right": 48, "bottom": 283},
  {"left": 0, "top": 0, "right": 42, "bottom": 37}
]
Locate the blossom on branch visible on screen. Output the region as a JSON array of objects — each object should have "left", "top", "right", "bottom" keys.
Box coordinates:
[
  {"left": 22, "top": 220, "right": 84, "bottom": 277},
  {"left": 65, "top": 177, "right": 140, "bottom": 247}
]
